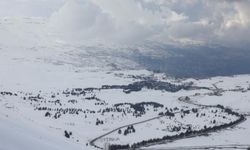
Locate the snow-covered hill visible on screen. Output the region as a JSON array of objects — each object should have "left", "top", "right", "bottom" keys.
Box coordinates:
[{"left": 1, "top": 17, "right": 250, "bottom": 150}]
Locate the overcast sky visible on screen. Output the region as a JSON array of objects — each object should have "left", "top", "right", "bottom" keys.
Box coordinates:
[{"left": 0, "top": 0, "right": 250, "bottom": 48}]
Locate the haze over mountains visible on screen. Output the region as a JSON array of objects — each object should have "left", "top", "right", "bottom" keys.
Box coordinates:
[
  {"left": 1, "top": 1, "right": 250, "bottom": 150},
  {"left": 1, "top": 0, "right": 250, "bottom": 78}
]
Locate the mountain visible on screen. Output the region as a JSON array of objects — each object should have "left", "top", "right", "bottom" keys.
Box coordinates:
[{"left": 1, "top": 17, "right": 250, "bottom": 150}]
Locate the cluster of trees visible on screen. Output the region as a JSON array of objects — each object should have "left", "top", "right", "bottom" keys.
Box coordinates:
[
  {"left": 37, "top": 107, "right": 82, "bottom": 114},
  {"left": 0, "top": 91, "right": 17, "bottom": 96},
  {"left": 96, "top": 118, "right": 104, "bottom": 126},
  {"left": 165, "top": 111, "right": 175, "bottom": 117},
  {"left": 101, "top": 85, "right": 127, "bottom": 90},
  {"left": 47, "top": 99, "right": 62, "bottom": 106},
  {"left": 123, "top": 125, "right": 136, "bottom": 136},
  {"left": 58, "top": 108, "right": 82, "bottom": 115},
  {"left": 35, "top": 106, "right": 83, "bottom": 119},
  {"left": 64, "top": 130, "right": 72, "bottom": 138},
  {"left": 109, "top": 144, "right": 130, "bottom": 150},
  {"left": 36, "top": 107, "right": 51, "bottom": 111},
  {"left": 62, "top": 88, "right": 86, "bottom": 97},
  {"left": 45, "top": 112, "right": 51, "bottom": 117},
  {"left": 216, "top": 105, "right": 241, "bottom": 116},
  {"left": 191, "top": 108, "right": 198, "bottom": 113},
  {"left": 123, "top": 80, "right": 188, "bottom": 94},
  {"left": 125, "top": 74, "right": 151, "bottom": 81},
  {"left": 100, "top": 107, "right": 127, "bottom": 116},
  {"left": 114, "top": 102, "right": 164, "bottom": 117},
  {"left": 27, "top": 94, "right": 43, "bottom": 102},
  {"left": 108, "top": 110, "right": 245, "bottom": 150},
  {"left": 51, "top": 108, "right": 83, "bottom": 119},
  {"left": 54, "top": 112, "right": 61, "bottom": 119},
  {"left": 68, "top": 99, "right": 78, "bottom": 104},
  {"left": 85, "top": 96, "right": 101, "bottom": 101},
  {"left": 102, "top": 80, "right": 191, "bottom": 94},
  {"left": 94, "top": 102, "right": 106, "bottom": 106},
  {"left": 171, "top": 126, "right": 181, "bottom": 132},
  {"left": 160, "top": 107, "right": 196, "bottom": 118}
]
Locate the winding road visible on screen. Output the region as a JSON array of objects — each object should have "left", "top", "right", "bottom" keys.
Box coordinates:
[
  {"left": 90, "top": 85, "right": 248, "bottom": 150},
  {"left": 90, "top": 111, "right": 184, "bottom": 149}
]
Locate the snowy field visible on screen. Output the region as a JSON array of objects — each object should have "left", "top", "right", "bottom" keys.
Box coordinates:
[{"left": 1, "top": 17, "right": 250, "bottom": 150}]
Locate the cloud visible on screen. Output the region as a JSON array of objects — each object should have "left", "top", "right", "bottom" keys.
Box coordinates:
[
  {"left": 141, "top": 0, "right": 250, "bottom": 48},
  {"left": 48, "top": 0, "right": 166, "bottom": 44},
  {"left": 1, "top": 0, "right": 250, "bottom": 48},
  {"left": 0, "top": 0, "right": 64, "bottom": 17},
  {"left": 48, "top": 0, "right": 114, "bottom": 41}
]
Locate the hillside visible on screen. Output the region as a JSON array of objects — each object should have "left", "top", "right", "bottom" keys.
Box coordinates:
[{"left": 1, "top": 17, "right": 250, "bottom": 150}]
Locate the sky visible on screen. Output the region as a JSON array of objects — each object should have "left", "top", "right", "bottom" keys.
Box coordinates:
[{"left": 0, "top": 0, "right": 250, "bottom": 48}]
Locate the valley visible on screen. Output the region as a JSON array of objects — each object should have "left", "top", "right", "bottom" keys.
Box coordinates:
[{"left": 1, "top": 70, "right": 250, "bottom": 150}]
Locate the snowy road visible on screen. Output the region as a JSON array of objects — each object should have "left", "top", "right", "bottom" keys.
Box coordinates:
[
  {"left": 90, "top": 114, "right": 174, "bottom": 149},
  {"left": 90, "top": 90, "right": 247, "bottom": 149}
]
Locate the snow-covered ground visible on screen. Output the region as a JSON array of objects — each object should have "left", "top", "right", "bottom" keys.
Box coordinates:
[{"left": 1, "top": 17, "right": 250, "bottom": 150}]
